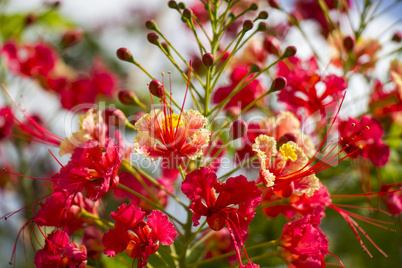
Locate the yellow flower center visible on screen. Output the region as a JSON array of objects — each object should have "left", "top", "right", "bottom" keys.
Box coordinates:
[
  {"left": 279, "top": 143, "right": 297, "bottom": 162},
  {"left": 163, "top": 113, "right": 184, "bottom": 130}
]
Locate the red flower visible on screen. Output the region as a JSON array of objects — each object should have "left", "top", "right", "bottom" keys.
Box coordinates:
[
  {"left": 380, "top": 184, "right": 402, "bottom": 215},
  {"left": 263, "top": 182, "right": 331, "bottom": 224},
  {"left": 54, "top": 138, "right": 122, "bottom": 201},
  {"left": 277, "top": 56, "right": 347, "bottom": 117},
  {"left": 338, "top": 116, "right": 390, "bottom": 166},
  {"left": 1, "top": 41, "right": 57, "bottom": 77},
  {"left": 102, "top": 204, "right": 177, "bottom": 268},
  {"left": 212, "top": 65, "right": 265, "bottom": 114},
  {"left": 34, "top": 230, "right": 87, "bottom": 268},
  {"left": 279, "top": 213, "right": 329, "bottom": 268},
  {"left": 35, "top": 190, "right": 99, "bottom": 233},
  {"left": 181, "top": 167, "right": 261, "bottom": 267},
  {"left": 0, "top": 106, "right": 13, "bottom": 140}
]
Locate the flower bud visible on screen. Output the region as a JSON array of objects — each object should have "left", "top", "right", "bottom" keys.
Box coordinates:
[
  {"left": 61, "top": 29, "right": 83, "bottom": 48},
  {"left": 149, "top": 79, "right": 164, "bottom": 98},
  {"left": 178, "top": 2, "right": 186, "bottom": 9},
  {"left": 268, "top": 0, "right": 280, "bottom": 8},
  {"left": 249, "top": 3, "right": 258, "bottom": 11},
  {"left": 102, "top": 108, "right": 127, "bottom": 127},
  {"left": 391, "top": 31, "right": 402, "bottom": 42},
  {"left": 202, "top": 53, "right": 215, "bottom": 67},
  {"left": 147, "top": 32, "right": 160, "bottom": 45},
  {"left": 263, "top": 36, "right": 280, "bottom": 55},
  {"left": 183, "top": 8, "right": 192, "bottom": 20},
  {"left": 277, "top": 133, "right": 297, "bottom": 147},
  {"left": 25, "top": 13, "right": 37, "bottom": 26},
  {"left": 116, "top": 48, "right": 133, "bottom": 62},
  {"left": 270, "top": 77, "right": 287, "bottom": 92},
  {"left": 249, "top": 64, "right": 261, "bottom": 73},
  {"left": 257, "top": 22, "right": 267, "bottom": 31},
  {"left": 343, "top": 36, "right": 355, "bottom": 52},
  {"left": 161, "top": 42, "right": 170, "bottom": 54},
  {"left": 145, "top": 19, "right": 157, "bottom": 30},
  {"left": 168, "top": 0, "right": 177, "bottom": 9},
  {"left": 243, "top": 20, "right": 254, "bottom": 32},
  {"left": 118, "top": 90, "right": 136, "bottom": 105},
  {"left": 229, "top": 120, "right": 248, "bottom": 140},
  {"left": 283, "top": 46, "right": 297, "bottom": 58},
  {"left": 257, "top": 11, "right": 269, "bottom": 20}
]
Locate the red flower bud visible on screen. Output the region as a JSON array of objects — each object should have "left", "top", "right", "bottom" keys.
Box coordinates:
[
  {"left": 149, "top": 79, "right": 164, "bottom": 98},
  {"left": 257, "top": 22, "right": 268, "bottom": 31},
  {"left": 202, "top": 53, "right": 215, "bottom": 67},
  {"left": 283, "top": 46, "right": 297, "bottom": 58},
  {"left": 391, "top": 31, "right": 402, "bottom": 42},
  {"left": 118, "top": 90, "right": 136, "bottom": 105},
  {"left": 61, "top": 29, "right": 83, "bottom": 48},
  {"left": 116, "top": 48, "right": 133, "bottom": 62},
  {"left": 268, "top": 0, "right": 280, "bottom": 8},
  {"left": 258, "top": 11, "right": 269, "bottom": 20},
  {"left": 145, "top": 20, "right": 157, "bottom": 30},
  {"left": 168, "top": 0, "right": 177, "bottom": 9},
  {"left": 249, "top": 3, "right": 258, "bottom": 10},
  {"left": 183, "top": 8, "right": 192, "bottom": 20},
  {"left": 343, "top": 36, "right": 355, "bottom": 52},
  {"left": 230, "top": 120, "right": 248, "bottom": 140},
  {"left": 147, "top": 32, "right": 160, "bottom": 45},
  {"left": 243, "top": 20, "right": 254, "bottom": 31},
  {"left": 102, "top": 108, "right": 127, "bottom": 127},
  {"left": 270, "top": 77, "right": 287, "bottom": 92}
]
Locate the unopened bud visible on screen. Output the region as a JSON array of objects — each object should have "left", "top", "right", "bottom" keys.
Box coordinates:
[
  {"left": 168, "top": 0, "right": 177, "bottom": 9},
  {"left": 118, "top": 90, "right": 136, "bottom": 105},
  {"left": 391, "top": 31, "right": 402, "bottom": 42},
  {"left": 147, "top": 32, "right": 160, "bottom": 45},
  {"left": 268, "top": 0, "right": 280, "bottom": 9},
  {"left": 343, "top": 36, "right": 355, "bottom": 52},
  {"left": 161, "top": 42, "right": 170, "bottom": 54},
  {"left": 249, "top": 64, "right": 261, "bottom": 73},
  {"left": 257, "top": 22, "right": 267, "bottom": 31},
  {"left": 257, "top": 11, "right": 269, "bottom": 20},
  {"left": 61, "top": 29, "right": 83, "bottom": 48},
  {"left": 249, "top": 3, "right": 258, "bottom": 10},
  {"left": 202, "top": 53, "right": 214, "bottom": 67},
  {"left": 145, "top": 19, "right": 157, "bottom": 30},
  {"left": 243, "top": 20, "right": 254, "bottom": 31},
  {"left": 102, "top": 108, "right": 127, "bottom": 127},
  {"left": 149, "top": 79, "right": 164, "bottom": 98},
  {"left": 263, "top": 36, "right": 280, "bottom": 55},
  {"left": 283, "top": 46, "right": 297, "bottom": 58},
  {"left": 277, "top": 133, "right": 297, "bottom": 147},
  {"left": 25, "top": 13, "right": 37, "bottom": 26},
  {"left": 178, "top": 2, "right": 186, "bottom": 9},
  {"left": 116, "top": 47, "right": 133, "bottom": 62},
  {"left": 230, "top": 120, "right": 248, "bottom": 140},
  {"left": 270, "top": 77, "right": 287, "bottom": 92},
  {"left": 183, "top": 8, "right": 192, "bottom": 20}
]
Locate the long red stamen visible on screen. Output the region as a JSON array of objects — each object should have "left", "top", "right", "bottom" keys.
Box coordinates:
[{"left": 175, "top": 61, "right": 192, "bottom": 136}]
